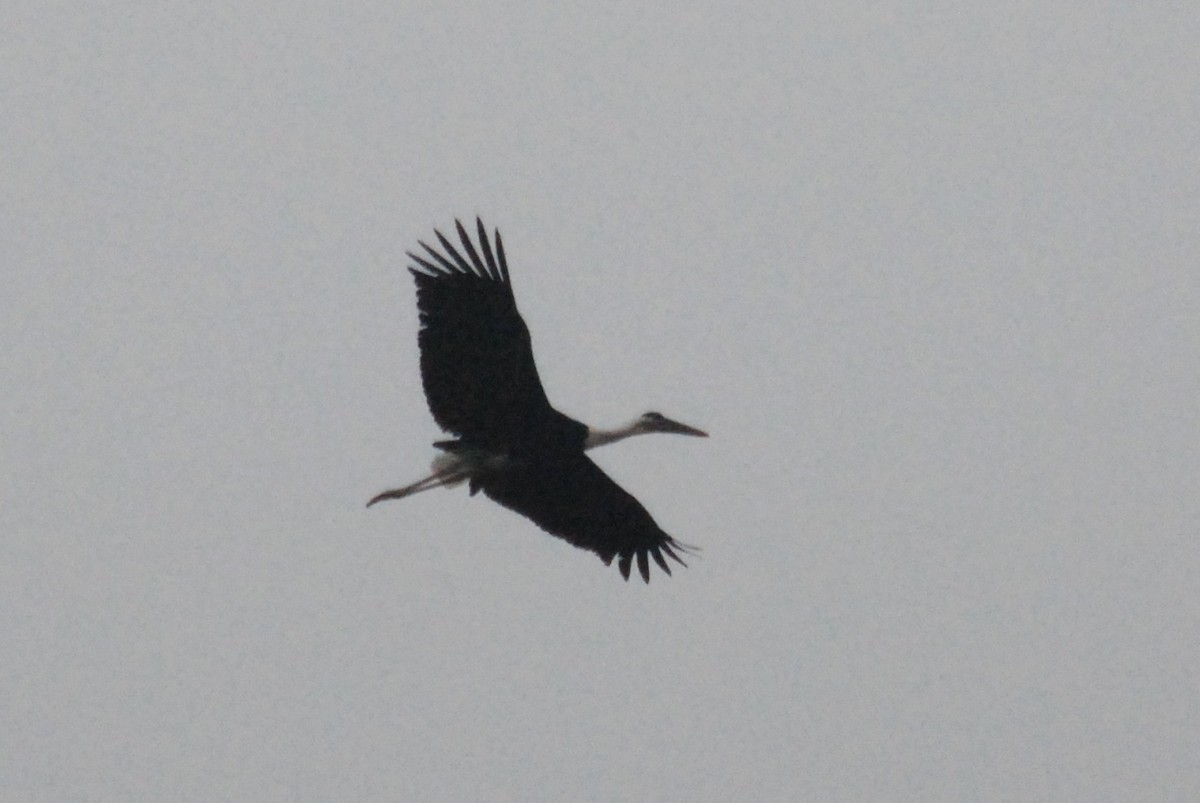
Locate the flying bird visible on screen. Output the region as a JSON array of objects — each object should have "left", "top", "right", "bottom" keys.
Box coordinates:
[{"left": 368, "top": 219, "right": 707, "bottom": 582}]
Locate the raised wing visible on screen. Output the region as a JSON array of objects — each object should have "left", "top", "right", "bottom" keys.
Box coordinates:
[
  {"left": 478, "top": 450, "right": 694, "bottom": 582},
  {"left": 408, "top": 219, "right": 559, "bottom": 446}
]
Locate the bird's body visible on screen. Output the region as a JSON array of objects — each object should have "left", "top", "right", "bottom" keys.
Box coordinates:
[{"left": 368, "top": 219, "right": 706, "bottom": 582}]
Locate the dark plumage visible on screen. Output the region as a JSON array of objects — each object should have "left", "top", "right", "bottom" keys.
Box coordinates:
[
  {"left": 370, "top": 218, "right": 705, "bottom": 582},
  {"left": 407, "top": 220, "right": 586, "bottom": 452}
]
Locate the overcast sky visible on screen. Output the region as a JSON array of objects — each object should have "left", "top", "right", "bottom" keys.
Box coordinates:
[{"left": 4, "top": 3, "right": 1198, "bottom": 800}]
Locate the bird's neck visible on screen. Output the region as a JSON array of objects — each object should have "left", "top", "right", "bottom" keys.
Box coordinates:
[{"left": 584, "top": 420, "right": 642, "bottom": 450}]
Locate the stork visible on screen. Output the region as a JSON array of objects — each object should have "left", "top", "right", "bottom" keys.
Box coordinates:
[{"left": 368, "top": 219, "right": 707, "bottom": 582}]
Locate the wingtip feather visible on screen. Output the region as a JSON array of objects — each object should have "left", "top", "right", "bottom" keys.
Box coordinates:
[
  {"left": 476, "top": 217, "right": 501, "bottom": 281},
  {"left": 455, "top": 218, "right": 492, "bottom": 280},
  {"left": 434, "top": 228, "right": 473, "bottom": 273},
  {"left": 651, "top": 548, "right": 672, "bottom": 576},
  {"left": 637, "top": 550, "right": 650, "bottom": 583},
  {"left": 495, "top": 231, "right": 510, "bottom": 283}
]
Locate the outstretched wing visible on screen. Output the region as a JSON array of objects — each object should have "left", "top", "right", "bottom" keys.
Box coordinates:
[
  {"left": 408, "top": 219, "right": 560, "bottom": 446},
  {"left": 478, "top": 450, "right": 693, "bottom": 582}
]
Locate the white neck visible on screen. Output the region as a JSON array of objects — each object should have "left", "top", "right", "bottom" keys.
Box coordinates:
[{"left": 584, "top": 420, "right": 643, "bottom": 450}]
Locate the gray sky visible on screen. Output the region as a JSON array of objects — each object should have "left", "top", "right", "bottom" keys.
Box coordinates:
[{"left": 4, "top": 3, "right": 1198, "bottom": 800}]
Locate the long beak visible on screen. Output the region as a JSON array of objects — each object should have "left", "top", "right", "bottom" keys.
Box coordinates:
[{"left": 657, "top": 417, "right": 709, "bottom": 438}]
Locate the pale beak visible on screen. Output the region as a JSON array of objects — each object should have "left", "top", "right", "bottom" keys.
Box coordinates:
[{"left": 655, "top": 417, "right": 708, "bottom": 438}]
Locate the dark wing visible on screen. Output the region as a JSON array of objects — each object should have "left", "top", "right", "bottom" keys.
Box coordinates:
[
  {"left": 478, "top": 450, "right": 694, "bottom": 582},
  {"left": 408, "top": 219, "right": 559, "bottom": 445}
]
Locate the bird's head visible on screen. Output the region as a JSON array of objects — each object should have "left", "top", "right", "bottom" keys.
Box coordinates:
[
  {"left": 584, "top": 411, "right": 708, "bottom": 449},
  {"left": 636, "top": 411, "right": 709, "bottom": 438}
]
